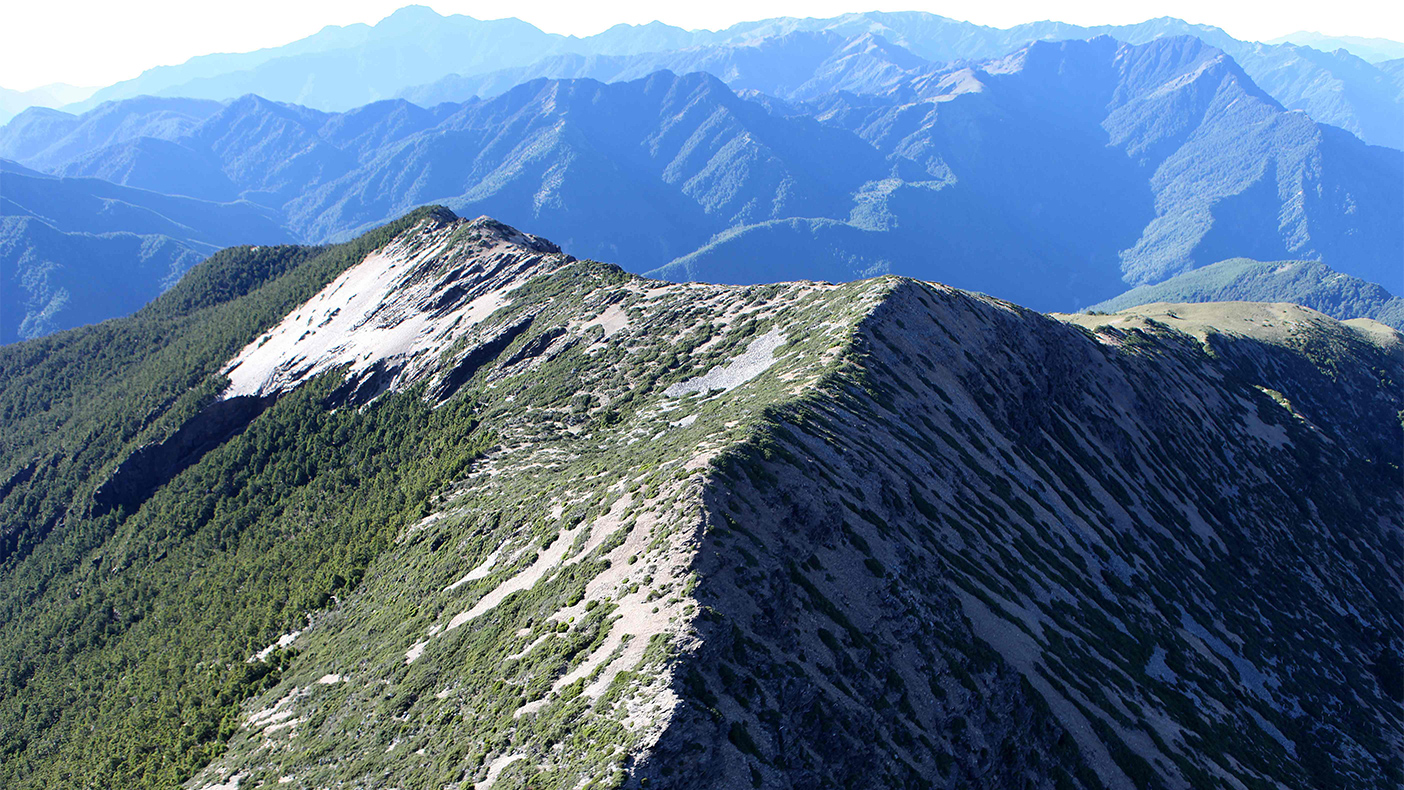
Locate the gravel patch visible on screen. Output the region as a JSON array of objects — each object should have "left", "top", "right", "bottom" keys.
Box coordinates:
[{"left": 664, "top": 328, "right": 785, "bottom": 396}]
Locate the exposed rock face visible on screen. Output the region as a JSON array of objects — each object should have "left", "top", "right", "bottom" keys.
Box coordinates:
[
  {"left": 93, "top": 212, "right": 568, "bottom": 514},
  {"left": 179, "top": 212, "right": 1400, "bottom": 790},
  {"left": 93, "top": 394, "right": 273, "bottom": 513},
  {"left": 221, "top": 209, "right": 568, "bottom": 401}
]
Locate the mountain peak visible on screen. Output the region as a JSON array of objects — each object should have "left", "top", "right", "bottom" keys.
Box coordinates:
[
  {"left": 379, "top": 4, "right": 447, "bottom": 26},
  {"left": 459, "top": 213, "right": 564, "bottom": 254},
  {"left": 221, "top": 210, "right": 572, "bottom": 402}
]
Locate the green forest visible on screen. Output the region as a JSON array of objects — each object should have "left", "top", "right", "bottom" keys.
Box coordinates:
[{"left": 0, "top": 207, "right": 491, "bottom": 787}]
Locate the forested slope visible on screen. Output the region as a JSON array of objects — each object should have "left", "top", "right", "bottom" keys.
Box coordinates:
[{"left": 1, "top": 209, "right": 1397, "bottom": 789}]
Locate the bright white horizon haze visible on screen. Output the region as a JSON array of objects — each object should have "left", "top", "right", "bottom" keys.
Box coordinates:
[{"left": 2, "top": 0, "right": 1401, "bottom": 91}]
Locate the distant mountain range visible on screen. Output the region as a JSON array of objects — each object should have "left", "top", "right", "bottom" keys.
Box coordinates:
[
  {"left": 648, "top": 36, "right": 1402, "bottom": 298},
  {"left": 0, "top": 159, "right": 291, "bottom": 343},
  {"left": 6, "top": 8, "right": 1402, "bottom": 149},
  {"left": 404, "top": 12, "right": 1404, "bottom": 150},
  {"left": 1268, "top": 31, "right": 1404, "bottom": 63},
  {"left": 0, "top": 83, "right": 93, "bottom": 126},
  {"left": 1, "top": 33, "right": 1399, "bottom": 339}
]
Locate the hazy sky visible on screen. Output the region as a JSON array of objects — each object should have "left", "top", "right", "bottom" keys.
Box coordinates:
[{"left": 3, "top": 0, "right": 1402, "bottom": 91}]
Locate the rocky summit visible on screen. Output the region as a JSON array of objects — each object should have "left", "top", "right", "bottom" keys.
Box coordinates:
[{"left": 0, "top": 208, "right": 1399, "bottom": 790}]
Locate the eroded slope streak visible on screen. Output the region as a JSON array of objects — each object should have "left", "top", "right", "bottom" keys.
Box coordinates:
[
  {"left": 190, "top": 215, "right": 1400, "bottom": 790},
  {"left": 642, "top": 288, "right": 1402, "bottom": 790}
]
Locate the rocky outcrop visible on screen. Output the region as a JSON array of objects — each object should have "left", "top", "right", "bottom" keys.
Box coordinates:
[
  {"left": 220, "top": 211, "right": 570, "bottom": 403},
  {"left": 428, "top": 314, "right": 537, "bottom": 403},
  {"left": 93, "top": 394, "right": 273, "bottom": 514}
]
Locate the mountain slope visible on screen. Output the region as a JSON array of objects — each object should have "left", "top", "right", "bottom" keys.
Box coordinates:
[
  {"left": 388, "top": 11, "right": 1404, "bottom": 150},
  {"left": 0, "top": 217, "right": 207, "bottom": 342},
  {"left": 397, "top": 30, "right": 944, "bottom": 107},
  {"left": 1220, "top": 41, "right": 1404, "bottom": 150},
  {"left": 292, "top": 72, "right": 880, "bottom": 263},
  {"left": 0, "top": 210, "right": 1398, "bottom": 789},
  {"left": 1089, "top": 258, "right": 1404, "bottom": 329},
  {"left": 0, "top": 97, "right": 222, "bottom": 173},
  {"left": 658, "top": 36, "right": 1402, "bottom": 305},
  {"left": 0, "top": 163, "right": 292, "bottom": 342},
  {"left": 768, "top": 14, "right": 1404, "bottom": 149},
  {"left": 64, "top": 6, "right": 570, "bottom": 113},
  {"left": 0, "top": 83, "right": 93, "bottom": 125}
]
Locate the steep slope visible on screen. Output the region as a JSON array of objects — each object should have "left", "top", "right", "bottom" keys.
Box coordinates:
[
  {"left": 55, "top": 136, "right": 240, "bottom": 202},
  {"left": 1089, "top": 258, "right": 1404, "bottom": 329},
  {"left": 749, "top": 14, "right": 1404, "bottom": 149},
  {"left": 0, "top": 210, "right": 1397, "bottom": 790},
  {"left": 0, "top": 209, "right": 460, "bottom": 787},
  {"left": 0, "top": 164, "right": 292, "bottom": 342},
  {"left": 289, "top": 71, "right": 880, "bottom": 265},
  {"left": 1073, "top": 19, "right": 1404, "bottom": 149},
  {"left": 1090, "top": 38, "right": 1401, "bottom": 287},
  {"left": 1377, "top": 57, "right": 1404, "bottom": 83},
  {"left": 0, "top": 217, "right": 207, "bottom": 342},
  {"left": 660, "top": 36, "right": 1402, "bottom": 305},
  {"left": 1222, "top": 42, "right": 1404, "bottom": 150},
  {"left": 0, "top": 97, "right": 223, "bottom": 173},
  {"left": 0, "top": 107, "right": 84, "bottom": 163}
]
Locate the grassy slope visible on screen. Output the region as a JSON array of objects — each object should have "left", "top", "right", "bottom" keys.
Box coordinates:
[{"left": 1088, "top": 258, "right": 1404, "bottom": 330}]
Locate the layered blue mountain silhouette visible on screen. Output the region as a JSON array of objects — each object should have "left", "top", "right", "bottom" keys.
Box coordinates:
[
  {"left": 0, "top": 159, "right": 290, "bottom": 342},
  {"left": 23, "top": 8, "right": 1401, "bottom": 150},
  {"left": 2, "top": 16, "right": 1401, "bottom": 340}
]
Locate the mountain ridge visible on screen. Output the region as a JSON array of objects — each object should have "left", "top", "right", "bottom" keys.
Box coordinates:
[
  {"left": 4, "top": 9, "right": 1394, "bottom": 149},
  {"left": 1088, "top": 258, "right": 1404, "bottom": 329},
  {"left": 1268, "top": 31, "right": 1404, "bottom": 63},
  {"left": 0, "top": 208, "right": 1398, "bottom": 789},
  {"left": 0, "top": 163, "right": 293, "bottom": 342}
]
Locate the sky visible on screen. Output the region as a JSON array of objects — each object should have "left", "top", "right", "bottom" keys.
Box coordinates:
[{"left": 3, "top": 0, "right": 1402, "bottom": 91}]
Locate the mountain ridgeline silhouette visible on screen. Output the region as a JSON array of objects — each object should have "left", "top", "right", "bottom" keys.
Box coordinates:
[
  {"left": 19, "top": 8, "right": 1400, "bottom": 151},
  {"left": 0, "top": 21, "right": 1398, "bottom": 340},
  {"left": 1, "top": 34, "right": 1399, "bottom": 341}
]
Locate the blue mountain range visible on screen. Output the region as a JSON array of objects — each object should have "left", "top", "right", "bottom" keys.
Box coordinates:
[{"left": 1, "top": 13, "right": 1400, "bottom": 340}]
